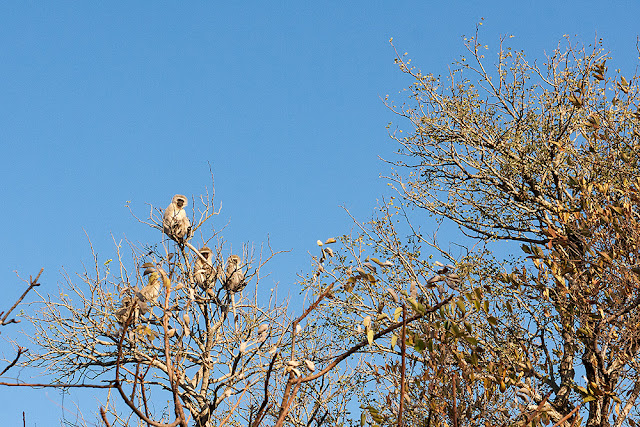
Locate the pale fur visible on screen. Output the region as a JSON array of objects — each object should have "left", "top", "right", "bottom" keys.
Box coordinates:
[
  {"left": 194, "top": 246, "right": 216, "bottom": 288},
  {"left": 163, "top": 194, "right": 191, "bottom": 240}
]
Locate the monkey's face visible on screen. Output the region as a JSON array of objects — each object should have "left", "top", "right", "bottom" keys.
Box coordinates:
[
  {"left": 172, "top": 194, "right": 187, "bottom": 209},
  {"left": 199, "top": 247, "right": 212, "bottom": 260}
]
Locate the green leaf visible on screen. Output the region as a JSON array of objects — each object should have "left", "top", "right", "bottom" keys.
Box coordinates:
[
  {"left": 464, "top": 336, "right": 478, "bottom": 346},
  {"left": 451, "top": 323, "right": 461, "bottom": 336},
  {"left": 408, "top": 298, "right": 425, "bottom": 314},
  {"left": 576, "top": 386, "right": 588, "bottom": 395},
  {"left": 464, "top": 321, "right": 473, "bottom": 333}
]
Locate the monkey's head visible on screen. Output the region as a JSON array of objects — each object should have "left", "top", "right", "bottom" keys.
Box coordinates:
[
  {"left": 173, "top": 194, "right": 188, "bottom": 209},
  {"left": 199, "top": 247, "right": 212, "bottom": 260},
  {"left": 227, "top": 254, "right": 241, "bottom": 267}
]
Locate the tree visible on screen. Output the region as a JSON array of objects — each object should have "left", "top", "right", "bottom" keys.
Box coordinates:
[
  {"left": 3, "top": 188, "right": 330, "bottom": 426},
  {"left": 357, "top": 28, "right": 640, "bottom": 426},
  {"left": 5, "top": 28, "right": 640, "bottom": 427},
  {"left": 1, "top": 184, "right": 451, "bottom": 426}
]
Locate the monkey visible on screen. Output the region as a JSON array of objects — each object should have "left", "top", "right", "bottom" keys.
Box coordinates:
[
  {"left": 219, "top": 255, "right": 246, "bottom": 327},
  {"left": 221, "top": 254, "right": 246, "bottom": 293},
  {"left": 194, "top": 246, "right": 216, "bottom": 289},
  {"left": 115, "top": 294, "right": 139, "bottom": 326},
  {"left": 138, "top": 269, "right": 161, "bottom": 304},
  {"left": 163, "top": 194, "right": 191, "bottom": 241},
  {"left": 116, "top": 265, "right": 163, "bottom": 325}
]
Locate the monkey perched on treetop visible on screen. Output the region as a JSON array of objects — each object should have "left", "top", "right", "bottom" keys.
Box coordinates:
[{"left": 163, "top": 194, "right": 191, "bottom": 241}]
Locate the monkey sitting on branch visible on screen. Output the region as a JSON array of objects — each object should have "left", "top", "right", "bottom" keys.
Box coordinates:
[
  {"left": 220, "top": 255, "right": 246, "bottom": 293},
  {"left": 163, "top": 194, "right": 191, "bottom": 242},
  {"left": 218, "top": 254, "right": 246, "bottom": 324},
  {"left": 194, "top": 246, "right": 218, "bottom": 292},
  {"left": 115, "top": 263, "right": 163, "bottom": 326}
]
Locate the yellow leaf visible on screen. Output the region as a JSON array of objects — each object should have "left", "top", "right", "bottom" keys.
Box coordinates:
[
  {"left": 391, "top": 334, "right": 397, "bottom": 348},
  {"left": 363, "top": 316, "right": 372, "bottom": 328},
  {"left": 367, "top": 329, "right": 374, "bottom": 346},
  {"left": 394, "top": 307, "right": 402, "bottom": 322},
  {"left": 387, "top": 288, "right": 399, "bottom": 303},
  {"left": 598, "top": 251, "right": 613, "bottom": 263}
]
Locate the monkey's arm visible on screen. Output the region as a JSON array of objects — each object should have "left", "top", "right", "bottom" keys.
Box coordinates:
[{"left": 184, "top": 242, "right": 209, "bottom": 264}]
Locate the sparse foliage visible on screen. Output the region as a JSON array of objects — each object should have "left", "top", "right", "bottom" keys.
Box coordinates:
[{"left": 1, "top": 187, "right": 450, "bottom": 427}]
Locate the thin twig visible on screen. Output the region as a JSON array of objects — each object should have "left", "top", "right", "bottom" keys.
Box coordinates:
[
  {"left": 1, "top": 268, "right": 43, "bottom": 325},
  {"left": 278, "top": 284, "right": 335, "bottom": 416},
  {"left": 251, "top": 353, "right": 279, "bottom": 427},
  {"left": 523, "top": 392, "right": 552, "bottom": 426},
  {"left": 0, "top": 382, "right": 115, "bottom": 388},
  {"left": 274, "top": 380, "right": 302, "bottom": 427},
  {"left": 100, "top": 407, "right": 112, "bottom": 427},
  {"left": 451, "top": 373, "right": 458, "bottom": 427},
  {"left": 112, "top": 302, "right": 182, "bottom": 427},
  {"left": 398, "top": 303, "right": 407, "bottom": 427},
  {"left": 219, "top": 386, "right": 248, "bottom": 427},
  {"left": 0, "top": 347, "right": 25, "bottom": 376},
  {"left": 551, "top": 404, "right": 581, "bottom": 427}
]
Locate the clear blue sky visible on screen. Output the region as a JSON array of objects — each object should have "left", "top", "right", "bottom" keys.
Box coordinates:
[{"left": 1, "top": 1, "right": 639, "bottom": 424}]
